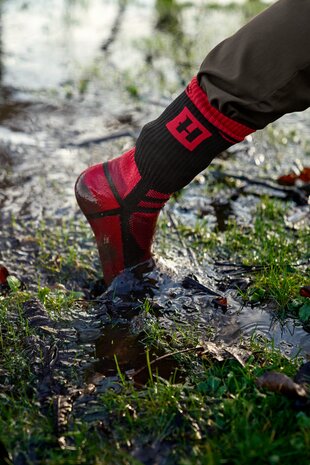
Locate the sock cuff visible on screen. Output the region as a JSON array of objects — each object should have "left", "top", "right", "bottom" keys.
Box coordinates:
[{"left": 186, "top": 76, "right": 255, "bottom": 141}]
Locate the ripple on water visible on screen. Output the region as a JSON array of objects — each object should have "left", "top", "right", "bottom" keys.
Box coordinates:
[{"left": 219, "top": 305, "right": 310, "bottom": 357}]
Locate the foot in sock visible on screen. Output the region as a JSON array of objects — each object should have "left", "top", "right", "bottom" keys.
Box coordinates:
[
  {"left": 75, "top": 77, "right": 254, "bottom": 285},
  {"left": 75, "top": 148, "right": 171, "bottom": 285}
]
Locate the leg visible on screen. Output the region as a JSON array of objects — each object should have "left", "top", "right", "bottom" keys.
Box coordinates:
[
  {"left": 75, "top": 81, "right": 252, "bottom": 285},
  {"left": 76, "top": 0, "right": 310, "bottom": 285},
  {"left": 199, "top": 0, "right": 310, "bottom": 128}
]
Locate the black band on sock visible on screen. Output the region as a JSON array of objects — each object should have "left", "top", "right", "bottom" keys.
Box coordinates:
[{"left": 135, "top": 90, "right": 237, "bottom": 193}]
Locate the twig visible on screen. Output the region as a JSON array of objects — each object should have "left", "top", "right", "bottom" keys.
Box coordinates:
[
  {"left": 214, "top": 260, "right": 310, "bottom": 274},
  {"left": 67, "top": 130, "right": 138, "bottom": 148},
  {"left": 212, "top": 170, "right": 308, "bottom": 205}
]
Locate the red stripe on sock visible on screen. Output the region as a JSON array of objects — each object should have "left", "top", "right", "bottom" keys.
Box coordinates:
[
  {"left": 146, "top": 189, "right": 171, "bottom": 200},
  {"left": 186, "top": 76, "right": 255, "bottom": 142},
  {"left": 138, "top": 200, "right": 165, "bottom": 209},
  {"left": 108, "top": 148, "right": 142, "bottom": 199}
]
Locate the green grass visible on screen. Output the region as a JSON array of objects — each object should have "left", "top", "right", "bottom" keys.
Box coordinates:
[
  {"left": 170, "top": 196, "right": 309, "bottom": 319},
  {"left": 100, "top": 326, "right": 309, "bottom": 465},
  {"left": 1, "top": 185, "right": 309, "bottom": 465},
  {"left": 37, "top": 285, "right": 84, "bottom": 318},
  {"left": 1, "top": 0, "right": 309, "bottom": 462},
  {"left": 2, "top": 306, "right": 309, "bottom": 465},
  {"left": 96, "top": 360, "right": 309, "bottom": 465},
  {"left": 0, "top": 290, "right": 35, "bottom": 389},
  {"left": 35, "top": 217, "right": 99, "bottom": 284},
  {"left": 1, "top": 212, "right": 310, "bottom": 464}
]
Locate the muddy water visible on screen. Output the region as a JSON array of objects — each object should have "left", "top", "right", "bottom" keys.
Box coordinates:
[
  {"left": 0, "top": 0, "right": 309, "bottom": 372},
  {"left": 91, "top": 324, "right": 182, "bottom": 385}
]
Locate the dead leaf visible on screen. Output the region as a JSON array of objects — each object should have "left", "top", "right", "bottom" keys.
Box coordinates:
[
  {"left": 0, "top": 265, "right": 9, "bottom": 284},
  {"left": 223, "top": 346, "right": 250, "bottom": 368},
  {"left": 212, "top": 297, "right": 228, "bottom": 311},
  {"left": 277, "top": 166, "right": 310, "bottom": 186},
  {"left": 200, "top": 341, "right": 225, "bottom": 362},
  {"left": 300, "top": 285, "right": 310, "bottom": 298},
  {"left": 199, "top": 341, "right": 251, "bottom": 367},
  {"left": 299, "top": 167, "right": 310, "bottom": 183},
  {"left": 277, "top": 173, "right": 297, "bottom": 186},
  {"left": 87, "top": 372, "right": 106, "bottom": 386},
  {"left": 256, "top": 371, "right": 308, "bottom": 399},
  {"left": 84, "top": 383, "right": 96, "bottom": 395},
  {"left": 54, "top": 395, "right": 73, "bottom": 436},
  {"left": 58, "top": 436, "right": 67, "bottom": 450}
]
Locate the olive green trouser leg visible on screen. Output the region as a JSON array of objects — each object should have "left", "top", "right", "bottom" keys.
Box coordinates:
[{"left": 198, "top": 0, "right": 310, "bottom": 129}]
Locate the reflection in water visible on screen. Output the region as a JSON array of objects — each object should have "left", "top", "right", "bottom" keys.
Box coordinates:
[
  {"left": 88, "top": 261, "right": 310, "bottom": 381},
  {"left": 3, "top": 0, "right": 120, "bottom": 90},
  {"left": 90, "top": 324, "right": 181, "bottom": 386},
  {"left": 220, "top": 303, "right": 310, "bottom": 357},
  {"left": 1, "top": 0, "right": 252, "bottom": 92}
]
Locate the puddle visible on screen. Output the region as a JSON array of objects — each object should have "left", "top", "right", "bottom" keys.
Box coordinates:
[
  {"left": 3, "top": 0, "right": 121, "bottom": 90},
  {"left": 155, "top": 273, "right": 310, "bottom": 358},
  {"left": 90, "top": 324, "right": 182, "bottom": 386},
  {"left": 220, "top": 304, "right": 310, "bottom": 357},
  {"left": 85, "top": 261, "right": 310, "bottom": 369}
]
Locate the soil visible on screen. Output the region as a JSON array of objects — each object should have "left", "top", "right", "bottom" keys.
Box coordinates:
[{"left": 0, "top": 2, "right": 309, "bottom": 461}]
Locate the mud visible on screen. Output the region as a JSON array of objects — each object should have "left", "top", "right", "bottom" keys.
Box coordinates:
[
  {"left": 0, "top": 0, "right": 309, "bottom": 423},
  {"left": 92, "top": 324, "right": 182, "bottom": 385},
  {"left": 97, "top": 261, "right": 310, "bottom": 359}
]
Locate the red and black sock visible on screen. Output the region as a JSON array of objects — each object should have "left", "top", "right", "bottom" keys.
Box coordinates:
[{"left": 75, "top": 77, "right": 254, "bottom": 285}]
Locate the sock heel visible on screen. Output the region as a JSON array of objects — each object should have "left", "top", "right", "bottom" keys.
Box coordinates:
[{"left": 75, "top": 164, "right": 125, "bottom": 284}]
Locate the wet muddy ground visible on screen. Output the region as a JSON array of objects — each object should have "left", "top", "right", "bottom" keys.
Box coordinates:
[{"left": 0, "top": 1, "right": 309, "bottom": 464}]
